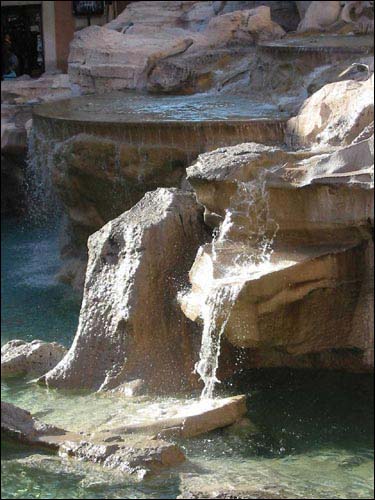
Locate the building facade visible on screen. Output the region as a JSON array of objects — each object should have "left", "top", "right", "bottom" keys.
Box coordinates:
[{"left": 1, "top": 1, "right": 131, "bottom": 76}]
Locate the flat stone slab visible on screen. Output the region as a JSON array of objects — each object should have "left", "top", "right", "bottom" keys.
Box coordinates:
[
  {"left": 1, "top": 401, "right": 185, "bottom": 478},
  {"left": 96, "top": 395, "right": 247, "bottom": 439},
  {"left": 1, "top": 401, "right": 68, "bottom": 448}
]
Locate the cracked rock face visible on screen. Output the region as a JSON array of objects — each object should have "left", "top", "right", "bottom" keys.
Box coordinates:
[
  {"left": 42, "top": 188, "right": 208, "bottom": 393},
  {"left": 1, "top": 340, "right": 67, "bottom": 379}
]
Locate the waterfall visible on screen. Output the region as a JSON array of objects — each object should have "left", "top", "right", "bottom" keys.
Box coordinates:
[
  {"left": 195, "top": 170, "right": 278, "bottom": 399},
  {"left": 26, "top": 123, "right": 62, "bottom": 224}
]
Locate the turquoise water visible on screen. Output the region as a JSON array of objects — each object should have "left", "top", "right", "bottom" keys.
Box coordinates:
[
  {"left": 1, "top": 218, "right": 374, "bottom": 499},
  {"left": 1, "top": 218, "right": 80, "bottom": 346}
]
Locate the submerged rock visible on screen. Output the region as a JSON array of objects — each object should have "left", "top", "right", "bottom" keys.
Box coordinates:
[
  {"left": 1, "top": 402, "right": 185, "bottom": 478},
  {"left": 178, "top": 488, "right": 286, "bottom": 499},
  {"left": 1, "top": 339, "right": 67, "bottom": 378},
  {"left": 43, "top": 188, "right": 207, "bottom": 393},
  {"left": 59, "top": 437, "right": 185, "bottom": 479},
  {"left": 95, "top": 395, "right": 248, "bottom": 439},
  {"left": 1, "top": 401, "right": 66, "bottom": 446}
]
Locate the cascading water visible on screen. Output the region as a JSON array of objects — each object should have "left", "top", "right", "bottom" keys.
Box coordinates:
[
  {"left": 195, "top": 169, "right": 278, "bottom": 399},
  {"left": 26, "top": 125, "right": 62, "bottom": 224}
]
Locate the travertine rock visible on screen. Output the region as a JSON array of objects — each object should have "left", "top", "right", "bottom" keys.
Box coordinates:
[
  {"left": 297, "top": 1, "right": 374, "bottom": 33},
  {"left": 68, "top": 2, "right": 285, "bottom": 92},
  {"left": 95, "top": 395, "right": 247, "bottom": 439},
  {"left": 183, "top": 135, "right": 374, "bottom": 372},
  {"left": 1, "top": 401, "right": 66, "bottom": 446},
  {"left": 59, "top": 437, "right": 185, "bottom": 479},
  {"left": 42, "top": 189, "right": 207, "bottom": 393},
  {"left": 1, "top": 339, "right": 67, "bottom": 378},
  {"left": 2, "top": 402, "right": 185, "bottom": 478},
  {"left": 286, "top": 76, "right": 374, "bottom": 148}
]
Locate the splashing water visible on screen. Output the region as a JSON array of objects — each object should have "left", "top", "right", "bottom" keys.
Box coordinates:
[
  {"left": 26, "top": 125, "right": 61, "bottom": 224},
  {"left": 195, "top": 170, "right": 278, "bottom": 399}
]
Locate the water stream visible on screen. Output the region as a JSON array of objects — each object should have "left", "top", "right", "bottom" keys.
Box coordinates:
[{"left": 195, "top": 172, "right": 278, "bottom": 399}]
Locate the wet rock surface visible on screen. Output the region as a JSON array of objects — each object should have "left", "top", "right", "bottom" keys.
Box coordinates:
[
  {"left": 1, "top": 339, "right": 67, "bottom": 379},
  {"left": 1, "top": 401, "right": 67, "bottom": 446},
  {"left": 1, "top": 402, "right": 186, "bottom": 478},
  {"left": 95, "top": 395, "right": 248, "bottom": 439},
  {"left": 58, "top": 436, "right": 186, "bottom": 479},
  {"left": 32, "top": 93, "right": 286, "bottom": 291},
  {"left": 178, "top": 488, "right": 286, "bottom": 499}
]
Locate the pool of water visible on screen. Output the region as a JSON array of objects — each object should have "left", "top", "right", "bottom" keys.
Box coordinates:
[
  {"left": 1, "top": 218, "right": 374, "bottom": 499},
  {"left": 34, "top": 92, "right": 286, "bottom": 124}
]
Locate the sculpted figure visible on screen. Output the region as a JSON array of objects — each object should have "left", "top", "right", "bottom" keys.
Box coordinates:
[
  {"left": 341, "top": 1, "right": 374, "bottom": 33},
  {"left": 297, "top": 1, "right": 342, "bottom": 32},
  {"left": 297, "top": 0, "right": 374, "bottom": 33}
]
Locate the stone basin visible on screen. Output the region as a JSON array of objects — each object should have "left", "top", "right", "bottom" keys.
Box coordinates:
[
  {"left": 259, "top": 34, "right": 374, "bottom": 54},
  {"left": 30, "top": 93, "right": 287, "bottom": 290}
]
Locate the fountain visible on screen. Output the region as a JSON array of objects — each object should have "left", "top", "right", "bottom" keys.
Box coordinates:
[
  {"left": 194, "top": 171, "right": 278, "bottom": 399},
  {"left": 29, "top": 92, "right": 287, "bottom": 288}
]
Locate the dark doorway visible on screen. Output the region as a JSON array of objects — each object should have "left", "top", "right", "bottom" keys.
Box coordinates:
[{"left": 1, "top": 4, "right": 44, "bottom": 78}]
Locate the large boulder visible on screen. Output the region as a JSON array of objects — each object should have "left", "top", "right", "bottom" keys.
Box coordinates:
[
  {"left": 1, "top": 339, "right": 67, "bottom": 378},
  {"left": 42, "top": 188, "right": 208, "bottom": 393},
  {"left": 286, "top": 76, "right": 374, "bottom": 148},
  {"left": 200, "top": 6, "right": 285, "bottom": 47}
]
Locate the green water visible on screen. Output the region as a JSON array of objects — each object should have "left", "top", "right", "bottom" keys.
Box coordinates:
[{"left": 1, "top": 218, "right": 374, "bottom": 499}]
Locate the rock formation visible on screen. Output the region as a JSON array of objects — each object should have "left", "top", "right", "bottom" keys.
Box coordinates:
[
  {"left": 1, "top": 401, "right": 186, "bottom": 479},
  {"left": 42, "top": 188, "right": 208, "bottom": 392},
  {"left": 31, "top": 93, "right": 286, "bottom": 291},
  {"left": 1, "top": 398, "right": 250, "bottom": 479},
  {"left": 182, "top": 73, "right": 374, "bottom": 374},
  {"left": 94, "top": 395, "right": 248, "bottom": 439},
  {"left": 1, "top": 339, "right": 67, "bottom": 378},
  {"left": 1, "top": 401, "right": 66, "bottom": 446},
  {"left": 68, "top": 2, "right": 286, "bottom": 93}
]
